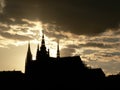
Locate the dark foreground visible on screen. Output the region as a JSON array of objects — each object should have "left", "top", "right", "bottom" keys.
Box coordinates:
[{"left": 0, "top": 71, "right": 120, "bottom": 89}]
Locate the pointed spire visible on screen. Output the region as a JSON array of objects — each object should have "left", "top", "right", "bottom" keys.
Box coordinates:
[
  {"left": 40, "top": 30, "right": 46, "bottom": 51},
  {"left": 25, "top": 42, "right": 32, "bottom": 74},
  {"left": 28, "top": 42, "right": 30, "bottom": 48},
  {"left": 27, "top": 42, "right": 32, "bottom": 57},
  {"left": 37, "top": 43, "right": 39, "bottom": 50},
  {"left": 41, "top": 30, "right": 45, "bottom": 46},
  {"left": 40, "top": 30, "right": 47, "bottom": 57},
  {"left": 57, "top": 40, "right": 60, "bottom": 58}
]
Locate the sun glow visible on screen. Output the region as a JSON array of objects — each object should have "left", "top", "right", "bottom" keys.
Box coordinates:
[
  {"left": 30, "top": 39, "right": 58, "bottom": 59},
  {"left": 20, "top": 20, "right": 59, "bottom": 58},
  {"left": 1, "top": 18, "right": 64, "bottom": 72}
]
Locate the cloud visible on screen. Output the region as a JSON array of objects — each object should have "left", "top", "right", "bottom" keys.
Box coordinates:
[
  {"left": 102, "top": 52, "right": 120, "bottom": 57},
  {"left": 66, "top": 44, "right": 79, "bottom": 49},
  {"left": 60, "top": 48, "right": 76, "bottom": 57},
  {"left": 0, "top": 23, "right": 9, "bottom": 31},
  {"left": 0, "top": 31, "right": 32, "bottom": 41},
  {"left": 1, "top": 0, "right": 120, "bottom": 35},
  {"left": 0, "top": 0, "right": 5, "bottom": 13},
  {"left": 0, "top": 19, "right": 44, "bottom": 43},
  {"left": 44, "top": 29, "right": 68, "bottom": 40},
  {"left": 87, "top": 60, "right": 120, "bottom": 75},
  {"left": 102, "top": 37, "right": 120, "bottom": 43},
  {"left": 80, "top": 42, "right": 112, "bottom": 49},
  {"left": 82, "top": 49, "right": 98, "bottom": 55}
]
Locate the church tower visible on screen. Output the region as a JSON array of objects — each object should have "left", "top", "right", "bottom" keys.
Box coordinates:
[
  {"left": 36, "top": 30, "right": 49, "bottom": 61},
  {"left": 40, "top": 30, "right": 47, "bottom": 55},
  {"left": 25, "top": 42, "right": 32, "bottom": 74}
]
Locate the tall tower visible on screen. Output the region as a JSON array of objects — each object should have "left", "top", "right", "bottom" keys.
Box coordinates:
[
  {"left": 25, "top": 42, "right": 32, "bottom": 74},
  {"left": 57, "top": 41, "right": 60, "bottom": 58},
  {"left": 40, "top": 30, "right": 47, "bottom": 55},
  {"left": 35, "top": 30, "right": 49, "bottom": 61}
]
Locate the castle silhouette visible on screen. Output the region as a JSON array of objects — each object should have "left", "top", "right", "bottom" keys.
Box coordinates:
[{"left": 0, "top": 30, "right": 120, "bottom": 89}]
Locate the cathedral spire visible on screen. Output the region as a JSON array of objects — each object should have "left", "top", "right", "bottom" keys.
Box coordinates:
[
  {"left": 41, "top": 30, "right": 45, "bottom": 46},
  {"left": 25, "top": 42, "right": 32, "bottom": 74},
  {"left": 26, "top": 42, "right": 32, "bottom": 60},
  {"left": 57, "top": 41, "right": 60, "bottom": 58},
  {"left": 40, "top": 30, "right": 46, "bottom": 50},
  {"left": 40, "top": 30, "right": 47, "bottom": 57},
  {"left": 37, "top": 43, "right": 39, "bottom": 50}
]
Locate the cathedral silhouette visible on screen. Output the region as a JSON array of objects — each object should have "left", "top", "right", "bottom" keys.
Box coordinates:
[
  {"left": 24, "top": 30, "right": 105, "bottom": 88},
  {"left": 1, "top": 30, "right": 120, "bottom": 89}
]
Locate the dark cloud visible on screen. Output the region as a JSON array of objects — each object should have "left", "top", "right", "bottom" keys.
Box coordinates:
[
  {"left": 103, "top": 38, "right": 120, "bottom": 43},
  {"left": 66, "top": 44, "right": 79, "bottom": 49},
  {"left": 87, "top": 60, "right": 120, "bottom": 74},
  {"left": 60, "top": 48, "right": 75, "bottom": 57},
  {"left": 82, "top": 49, "right": 98, "bottom": 55},
  {"left": 44, "top": 30, "right": 68, "bottom": 40},
  {"left": 102, "top": 52, "right": 120, "bottom": 57},
  {"left": 1, "top": 0, "right": 120, "bottom": 35},
  {"left": 114, "top": 30, "right": 120, "bottom": 35},
  {"left": 0, "top": 31, "right": 32, "bottom": 41},
  {"left": 0, "top": 16, "right": 34, "bottom": 26},
  {"left": 0, "top": 25, "right": 9, "bottom": 31},
  {"left": 0, "top": 0, "right": 5, "bottom": 13},
  {"left": 80, "top": 42, "right": 112, "bottom": 48}
]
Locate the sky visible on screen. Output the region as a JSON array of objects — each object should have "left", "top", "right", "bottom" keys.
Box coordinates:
[{"left": 0, "top": 0, "right": 120, "bottom": 75}]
